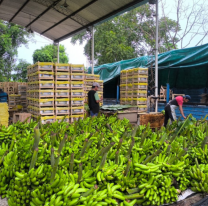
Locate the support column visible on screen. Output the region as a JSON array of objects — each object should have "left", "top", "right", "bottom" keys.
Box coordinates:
[
  {"left": 57, "top": 42, "right": 60, "bottom": 63},
  {"left": 155, "top": 0, "right": 159, "bottom": 112},
  {"left": 91, "top": 26, "right": 94, "bottom": 74},
  {"left": 166, "top": 83, "right": 170, "bottom": 103}
]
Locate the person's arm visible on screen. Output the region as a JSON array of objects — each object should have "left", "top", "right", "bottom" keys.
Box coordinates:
[
  {"left": 179, "top": 105, "right": 186, "bottom": 119},
  {"left": 94, "top": 92, "right": 103, "bottom": 103}
]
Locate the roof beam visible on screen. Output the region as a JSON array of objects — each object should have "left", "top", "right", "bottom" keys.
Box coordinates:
[
  {"left": 54, "top": 0, "right": 147, "bottom": 43},
  {"left": 9, "top": 0, "right": 30, "bottom": 22},
  {"left": 26, "top": 0, "right": 62, "bottom": 28},
  {"left": 0, "top": 0, "right": 4, "bottom": 6},
  {"left": 41, "top": 0, "right": 98, "bottom": 35}
]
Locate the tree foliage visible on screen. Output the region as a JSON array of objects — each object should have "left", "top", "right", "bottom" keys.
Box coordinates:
[
  {"left": 12, "top": 59, "right": 30, "bottom": 82},
  {"left": 71, "top": 4, "right": 180, "bottom": 65},
  {"left": 0, "top": 20, "right": 32, "bottom": 81},
  {"left": 32, "top": 44, "right": 69, "bottom": 64}
]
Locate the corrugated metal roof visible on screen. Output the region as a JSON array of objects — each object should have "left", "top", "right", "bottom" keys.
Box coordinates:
[{"left": 0, "top": 0, "right": 148, "bottom": 42}]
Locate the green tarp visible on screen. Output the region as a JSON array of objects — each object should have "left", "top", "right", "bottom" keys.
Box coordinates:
[{"left": 88, "top": 43, "right": 208, "bottom": 89}]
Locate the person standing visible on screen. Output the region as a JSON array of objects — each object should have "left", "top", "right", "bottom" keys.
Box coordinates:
[
  {"left": 0, "top": 89, "right": 8, "bottom": 103},
  {"left": 164, "top": 95, "right": 191, "bottom": 127},
  {"left": 88, "top": 82, "right": 103, "bottom": 117}
]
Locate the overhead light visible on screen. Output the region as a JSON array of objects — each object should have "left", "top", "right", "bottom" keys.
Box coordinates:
[
  {"left": 61, "top": 0, "right": 69, "bottom": 8},
  {"left": 149, "top": 0, "right": 157, "bottom": 4},
  {"left": 27, "top": 28, "right": 34, "bottom": 33}
]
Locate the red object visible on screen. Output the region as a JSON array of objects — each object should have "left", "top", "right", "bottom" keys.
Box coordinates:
[{"left": 176, "top": 96, "right": 183, "bottom": 106}]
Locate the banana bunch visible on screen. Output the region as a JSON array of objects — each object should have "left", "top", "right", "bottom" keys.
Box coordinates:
[{"left": 189, "top": 166, "right": 208, "bottom": 192}]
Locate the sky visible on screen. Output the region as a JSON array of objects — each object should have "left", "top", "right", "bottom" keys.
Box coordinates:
[
  {"left": 17, "top": 0, "right": 208, "bottom": 66},
  {"left": 17, "top": 33, "right": 88, "bottom": 65}
]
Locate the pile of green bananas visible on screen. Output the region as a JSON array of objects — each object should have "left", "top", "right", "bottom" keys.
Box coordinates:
[{"left": 0, "top": 114, "right": 208, "bottom": 206}]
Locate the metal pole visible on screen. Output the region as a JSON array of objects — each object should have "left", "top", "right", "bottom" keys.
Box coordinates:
[
  {"left": 57, "top": 42, "right": 60, "bottom": 63},
  {"left": 91, "top": 26, "right": 94, "bottom": 74},
  {"left": 166, "top": 83, "right": 170, "bottom": 103},
  {"left": 155, "top": 0, "right": 159, "bottom": 112},
  {"left": 117, "top": 85, "right": 120, "bottom": 104}
]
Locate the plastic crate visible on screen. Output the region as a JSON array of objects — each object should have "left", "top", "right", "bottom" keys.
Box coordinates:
[
  {"left": 127, "top": 69, "right": 133, "bottom": 76},
  {"left": 71, "top": 73, "right": 84, "bottom": 81},
  {"left": 33, "top": 98, "right": 54, "bottom": 107},
  {"left": 33, "top": 62, "right": 54, "bottom": 72},
  {"left": 55, "top": 98, "right": 70, "bottom": 106},
  {"left": 133, "top": 90, "right": 147, "bottom": 98},
  {"left": 34, "top": 81, "right": 54, "bottom": 89},
  {"left": 71, "top": 98, "right": 84, "bottom": 106},
  {"left": 54, "top": 63, "right": 70, "bottom": 72},
  {"left": 120, "top": 70, "right": 128, "bottom": 77},
  {"left": 127, "top": 91, "right": 133, "bottom": 97},
  {"left": 55, "top": 72, "right": 70, "bottom": 80},
  {"left": 137, "top": 105, "right": 148, "bottom": 113},
  {"left": 132, "top": 98, "right": 147, "bottom": 105},
  {"left": 127, "top": 84, "right": 133, "bottom": 91},
  {"left": 55, "top": 90, "right": 70, "bottom": 98},
  {"left": 133, "top": 75, "right": 148, "bottom": 83},
  {"left": 35, "top": 90, "right": 54, "bottom": 98},
  {"left": 71, "top": 90, "right": 84, "bottom": 97},
  {"left": 133, "top": 83, "right": 148, "bottom": 90},
  {"left": 55, "top": 81, "right": 70, "bottom": 89},
  {"left": 94, "top": 75, "right": 100, "bottom": 80},
  {"left": 71, "top": 81, "right": 84, "bottom": 89},
  {"left": 133, "top": 67, "right": 148, "bottom": 75},
  {"left": 71, "top": 64, "right": 84, "bottom": 73},
  {"left": 85, "top": 80, "right": 94, "bottom": 86},
  {"left": 120, "top": 77, "right": 127, "bottom": 84},
  {"left": 71, "top": 106, "right": 84, "bottom": 114},
  {"left": 33, "top": 107, "right": 54, "bottom": 116},
  {"left": 120, "top": 91, "right": 127, "bottom": 97},
  {"left": 120, "top": 84, "right": 127, "bottom": 91},
  {"left": 85, "top": 74, "right": 95, "bottom": 80},
  {"left": 34, "top": 71, "right": 54, "bottom": 80},
  {"left": 55, "top": 107, "right": 70, "bottom": 115}
]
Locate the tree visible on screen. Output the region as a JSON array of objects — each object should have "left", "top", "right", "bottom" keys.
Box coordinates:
[
  {"left": 71, "top": 4, "right": 180, "bottom": 65},
  {"left": 160, "top": 0, "right": 208, "bottom": 49},
  {"left": 0, "top": 20, "right": 32, "bottom": 81},
  {"left": 12, "top": 59, "right": 30, "bottom": 82},
  {"left": 33, "top": 44, "right": 69, "bottom": 64}
]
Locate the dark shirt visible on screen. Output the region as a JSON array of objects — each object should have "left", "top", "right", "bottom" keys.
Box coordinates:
[{"left": 88, "top": 90, "right": 99, "bottom": 114}]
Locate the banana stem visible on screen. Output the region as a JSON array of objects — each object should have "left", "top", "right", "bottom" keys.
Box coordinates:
[
  {"left": 117, "top": 139, "right": 123, "bottom": 151},
  {"left": 58, "top": 134, "right": 68, "bottom": 154},
  {"left": 126, "top": 138, "right": 135, "bottom": 158},
  {"left": 124, "top": 159, "right": 131, "bottom": 176},
  {"left": 102, "top": 142, "right": 115, "bottom": 155},
  {"left": 140, "top": 132, "right": 147, "bottom": 148},
  {"left": 86, "top": 139, "right": 94, "bottom": 152},
  {"left": 78, "top": 163, "right": 83, "bottom": 183},
  {"left": 115, "top": 150, "right": 119, "bottom": 164},
  {"left": 29, "top": 148, "right": 38, "bottom": 171},
  {"left": 106, "top": 123, "right": 113, "bottom": 132},
  {"left": 32, "top": 128, "right": 40, "bottom": 151},
  {"left": 92, "top": 147, "right": 104, "bottom": 167},
  {"left": 80, "top": 139, "right": 89, "bottom": 158},
  {"left": 99, "top": 152, "right": 107, "bottom": 169},
  {"left": 70, "top": 153, "right": 74, "bottom": 174},
  {"left": 97, "top": 133, "right": 103, "bottom": 149},
  {"left": 51, "top": 148, "right": 55, "bottom": 167},
  {"left": 50, "top": 156, "right": 60, "bottom": 183},
  {"left": 143, "top": 150, "right": 161, "bottom": 165},
  {"left": 131, "top": 126, "right": 138, "bottom": 138}
]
